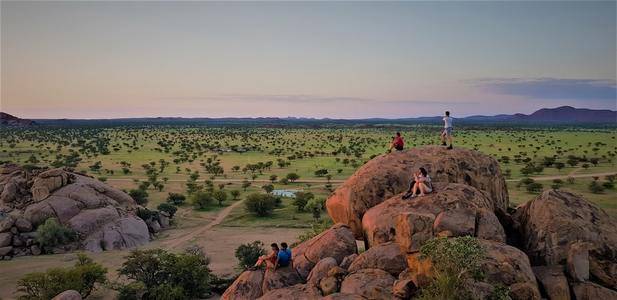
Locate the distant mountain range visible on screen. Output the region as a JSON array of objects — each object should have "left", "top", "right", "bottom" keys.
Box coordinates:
[{"left": 1, "top": 106, "right": 615, "bottom": 127}]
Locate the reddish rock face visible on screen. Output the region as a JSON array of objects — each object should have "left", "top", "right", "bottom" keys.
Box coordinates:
[
  {"left": 221, "top": 270, "right": 264, "bottom": 300},
  {"left": 340, "top": 268, "right": 396, "bottom": 299},
  {"left": 361, "top": 183, "right": 501, "bottom": 249},
  {"left": 514, "top": 190, "right": 617, "bottom": 289},
  {"left": 326, "top": 146, "right": 508, "bottom": 238},
  {"left": 347, "top": 242, "right": 407, "bottom": 276}
]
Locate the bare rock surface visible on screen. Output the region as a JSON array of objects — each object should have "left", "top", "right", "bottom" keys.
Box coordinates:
[
  {"left": 306, "top": 257, "right": 338, "bottom": 287},
  {"left": 221, "top": 269, "right": 264, "bottom": 300},
  {"left": 340, "top": 268, "right": 396, "bottom": 300},
  {"left": 261, "top": 265, "right": 303, "bottom": 295},
  {"left": 347, "top": 242, "right": 407, "bottom": 276},
  {"left": 514, "top": 190, "right": 617, "bottom": 289},
  {"left": 532, "top": 265, "right": 570, "bottom": 300},
  {"left": 51, "top": 290, "right": 82, "bottom": 300},
  {"left": 0, "top": 165, "right": 151, "bottom": 258},
  {"left": 326, "top": 146, "right": 508, "bottom": 238}
]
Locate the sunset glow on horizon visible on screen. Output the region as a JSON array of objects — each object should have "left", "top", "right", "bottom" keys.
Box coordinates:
[{"left": 1, "top": 1, "right": 615, "bottom": 119}]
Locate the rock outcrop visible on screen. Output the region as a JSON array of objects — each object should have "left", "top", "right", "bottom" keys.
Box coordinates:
[
  {"left": 223, "top": 146, "right": 617, "bottom": 299},
  {"left": 514, "top": 190, "right": 617, "bottom": 290},
  {"left": 326, "top": 146, "right": 508, "bottom": 238},
  {"left": 0, "top": 164, "right": 160, "bottom": 259}
]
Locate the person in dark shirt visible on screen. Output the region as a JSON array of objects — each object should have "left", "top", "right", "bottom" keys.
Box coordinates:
[
  {"left": 388, "top": 132, "right": 405, "bottom": 153},
  {"left": 275, "top": 242, "right": 292, "bottom": 270}
]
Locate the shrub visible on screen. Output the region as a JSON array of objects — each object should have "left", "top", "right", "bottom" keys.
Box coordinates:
[
  {"left": 136, "top": 207, "right": 157, "bottom": 222},
  {"left": 157, "top": 203, "right": 177, "bottom": 218},
  {"left": 244, "top": 193, "right": 277, "bottom": 217},
  {"left": 589, "top": 181, "right": 605, "bottom": 194},
  {"left": 234, "top": 241, "right": 266, "bottom": 270},
  {"left": 129, "top": 189, "right": 149, "bottom": 205},
  {"left": 603, "top": 181, "right": 615, "bottom": 190},
  {"left": 518, "top": 177, "right": 534, "bottom": 188},
  {"left": 418, "top": 237, "right": 485, "bottom": 300},
  {"left": 118, "top": 248, "right": 212, "bottom": 299},
  {"left": 213, "top": 190, "right": 228, "bottom": 206},
  {"left": 35, "top": 218, "right": 77, "bottom": 250},
  {"left": 166, "top": 193, "right": 186, "bottom": 206},
  {"left": 230, "top": 190, "right": 241, "bottom": 200},
  {"left": 17, "top": 254, "right": 107, "bottom": 299},
  {"left": 526, "top": 182, "right": 543, "bottom": 193},
  {"left": 293, "top": 192, "right": 314, "bottom": 212},
  {"left": 191, "top": 191, "right": 214, "bottom": 209}
]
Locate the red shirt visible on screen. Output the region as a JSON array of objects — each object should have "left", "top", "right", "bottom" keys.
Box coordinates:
[{"left": 394, "top": 136, "right": 404, "bottom": 147}]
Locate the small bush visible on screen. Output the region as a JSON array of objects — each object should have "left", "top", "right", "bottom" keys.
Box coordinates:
[
  {"left": 117, "top": 248, "right": 212, "bottom": 299},
  {"left": 129, "top": 189, "right": 149, "bottom": 205},
  {"left": 526, "top": 182, "right": 543, "bottom": 193},
  {"left": 244, "top": 193, "right": 276, "bottom": 217},
  {"left": 589, "top": 181, "right": 605, "bottom": 194},
  {"left": 166, "top": 193, "right": 186, "bottom": 206},
  {"left": 191, "top": 191, "right": 214, "bottom": 209},
  {"left": 418, "top": 237, "right": 486, "bottom": 300},
  {"left": 293, "top": 192, "right": 314, "bottom": 212},
  {"left": 35, "top": 218, "right": 77, "bottom": 250},
  {"left": 235, "top": 241, "right": 266, "bottom": 270},
  {"left": 157, "top": 203, "right": 177, "bottom": 218},
  {"left": 17, "top": 254, "right": 107, "bottom": 299}
]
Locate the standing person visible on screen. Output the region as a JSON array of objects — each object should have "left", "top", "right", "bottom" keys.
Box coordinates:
[
  {"left": 440, "top": 111, "right": 454, "bottom": 149},
  {"left": 388, "top": 132, "right": 405, "bottom": 153},
  {"left": 252, "top": 243, "right": 279, "bottom": 270},
  {"left": 275, "top": 242, "right": 292, "bottom": 269}
]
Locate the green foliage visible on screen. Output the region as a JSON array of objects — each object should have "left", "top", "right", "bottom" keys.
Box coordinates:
[
  {"left": 293, "top": 191, "right": 314, "bottom": 212},
  {"left": 230, "top": 190, "right": 241, "bottom": 200},
  {"left": 526, "top": 182, "right": 543, "bottom": 193},
  {"left": 418, "top": 237, "right": 486, "bottom": 300},
  {"left": 157, "top": 202, "right": 177, "bottom": 218},
  {"left": 117, "top": 282, "right": 145, "bottom": 300},
  {"left": 244, "top": 193, "right": 277, "bottom": 217},
  {"left": 166, "top": 193, "right": 186, "bottom": 206},
  {"left": 234, "top": 241, "right": 266, "bottom": 270},
  {"left": 261, "top": 184, "right": 274, "bottom": 194},
  {"left": 35, "top": 218, "right": 77, "bottom": 250},
  {"left": 589, "top": 180, "right": 605, "bottom": 194},
  {"left": 213, "top": 190, "right": 228, "bottom": 206},
  {"left": 191, "top": 191, "right": 214, "bottom": 209},
  {"left": 286, "top": 173, "right": 300, "bottom": 182},
  {"left": 117, "top": 248, "right": 212, "bottom": 300},
  {"left": 17, "top": 254, "right": 107, "bottom": 299},
  {"left": 129, "top": 188, "right": 149, "bottom": 205},
  {"left": 295, "top": 219, "right": 333, "bottom": 245}
]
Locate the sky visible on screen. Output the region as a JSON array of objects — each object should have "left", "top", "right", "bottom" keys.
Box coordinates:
[{"left": 1, "top": 1, "right": 616, "bottom": 119}]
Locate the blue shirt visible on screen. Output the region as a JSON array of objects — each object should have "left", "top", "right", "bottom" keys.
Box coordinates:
[{"left": 277, "top": 248, "right": 292, "bottom": 267}]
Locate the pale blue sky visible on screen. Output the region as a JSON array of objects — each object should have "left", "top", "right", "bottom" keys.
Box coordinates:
[{"left": 1, "top": 1, "right": 615, "bottom": 118}]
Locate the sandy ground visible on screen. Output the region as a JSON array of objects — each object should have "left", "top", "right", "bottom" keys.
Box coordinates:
[{"left": 0, "top": 201, "right": 304, "bottom": 300}]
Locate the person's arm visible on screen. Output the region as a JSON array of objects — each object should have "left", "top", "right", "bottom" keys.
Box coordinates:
[{"left": 273, "top": 255, "right": 279, "bottom": 271}]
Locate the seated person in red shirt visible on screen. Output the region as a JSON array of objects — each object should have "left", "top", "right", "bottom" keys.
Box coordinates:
[{"left": 388, "top": 132, "right": 405, "bottom": 152}]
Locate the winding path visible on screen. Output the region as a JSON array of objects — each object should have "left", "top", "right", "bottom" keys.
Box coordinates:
[{"left": 161, "top": 199, "right": 245, "bottom": 249}]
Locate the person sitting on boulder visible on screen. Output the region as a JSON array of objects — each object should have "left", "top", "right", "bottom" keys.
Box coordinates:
[
  {"left": 275, "top": 242, "right": 292, "bottom": 269},
  {"left": 388, "top": 132, "right": 405, "bottom": 153},
  {"left": 252, "top": 243, "right": 279, "bottom": 270},
  {"left": 402, "top": 167, "right": 433, "bottom": 199}
]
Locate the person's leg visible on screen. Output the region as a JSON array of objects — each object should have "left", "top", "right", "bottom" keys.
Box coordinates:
[
  {"left": 440, "top": 130, "right": 447, "bottom": 146},
  {"left": 418, "top": 183, "right": 427, "bottom": 196},
  {"left": 446, "top": 128, "right": 453, "bottom": 149},
  {"left": 411, "top": 182, "right": 419, "bottom": 197}
]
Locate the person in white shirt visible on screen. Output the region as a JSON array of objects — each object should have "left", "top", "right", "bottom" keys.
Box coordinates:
[{"left": 440, "top": 111, "right": 454, "bottom": 150}]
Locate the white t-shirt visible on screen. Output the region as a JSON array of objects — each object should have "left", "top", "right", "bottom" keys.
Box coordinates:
[{"left": 443, "top": 116, "right": 453, "bottom": 128}]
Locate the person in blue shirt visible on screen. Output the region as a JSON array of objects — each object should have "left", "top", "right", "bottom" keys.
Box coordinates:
[{"left": 275, "top": 242, "right": 292, "bottom": 270}]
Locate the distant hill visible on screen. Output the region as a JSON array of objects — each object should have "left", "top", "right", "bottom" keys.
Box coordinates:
[
  {"left": 0, "top": 112, "right": 36, "bottom": 127},
  {"left": 3, "top": 106, "right": 615, "bottom": 127}
]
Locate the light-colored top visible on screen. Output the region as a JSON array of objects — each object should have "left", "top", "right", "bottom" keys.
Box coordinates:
[
  {"left": 443, "top": 116, "right": 453, "bottom": 128},
  {"left": 417, "top": 174, "right": 433, "bottom": 189}
]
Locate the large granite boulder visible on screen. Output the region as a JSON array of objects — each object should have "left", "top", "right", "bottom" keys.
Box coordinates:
[
  {"left": 361, "top": 183, "right": 502, "bottom": 249},
  {"left": 326, "top": 146, "right": 508, "bottom": 238},
  {"left": 0, "top": 165, "right": 151, "bottom": 257},
  {"left": 292, "top": 223, "right": 357, "bottom": 279},
  {"left": 258, "top": 284, "right": 321, "bottom": 300},
  {"left": 514, "top": 190, "right": 617, "bottom": 289},
  {"left": 261, "top": 266, "right": 303, "bottom": 295},
  {"left": 347, "top": 242, "right": 407, "bottom": 276},
  {"left": 221, "top": 269, "right": 265, "bottom": 300},
  {"left": 532, "top": 265, "right": 570, "bottom": 300},
  {"left": 340, "top": 268, "right": 396, "bottom": 299}
]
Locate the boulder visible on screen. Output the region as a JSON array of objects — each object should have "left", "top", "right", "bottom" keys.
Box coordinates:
[
  {"left": 479, "top": 240, "right": 540, "bottom": 300},
  {"left": 0, "top": 246, "right": 12, "bottom": 256},
  {"left": 261, "top": 266, "right": 303, "bottom": 295},
  {"left": 571, "top": 281, "right": 617, "bottom": 300},
  {"left": 221, "top": 269, "right": 264, "bottom": 300},
  {"left": 532, "top": 265, "right": 570, "bottom": 300},
  {"left": 326, "top": 146, "right": 508, "bottom": 238},
  {"left": 322, "top": 293, "right": 368, "bottom": 300},
  {"left": 51, "top": 290, "right": 82, "bottom": 300},
  {"left": 405, "top": 253, "right": 434, "bottom": 288},
  {"left": 31, "top": 169, "right": 71, "bottom": 202},
  {"left": 395, "top": 211, "right": 434, "bottom": 253},
  {"left": 258, "top": 284, "right": 321, "bottom": 300},
  {"left": 292, "top": 223, "right": 357, "bottom": 279},
  {"left": 306, "top": 257, "right": 338, "bottom": 287},
  {"left": 476, "top": 208, "right": 506, "bottom": 243},
  {"left": 83, "top": 215, "right": 149, "bottom": 252},
  {"left": 340, "top": 253, "right": 358, "bottom": 270},
  {"left": 340, "top": 268, "right": 396, "bottom": 299},
  {"left": 320, "top": 276, "right": 340, "bottom": 296},
  {"left": 514, "top": 190, "right": 617, "bottom": 289},
  {"left": 0, "top": 214, "right": 16, "bottom": 232},
  {"left": 15, "top": 218, "right": 32, "bottom": 232},
  {"left": 392, "top": 278, "right": 417, "bottom": 299},
  {"left": 433, "top": 207, "right": 476, "bottom": 238},
  {"left": 0, "top": 232, "right": 12, "bottom": 247},
  {"left": 361, "top": 183, "right": 495, "bottom": 248},
  {"left": 567, "top": 241, "right": 590, "bottom": 282},
  {"left": 348, "top": 242, "right": 407, "bottom": 276}
]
